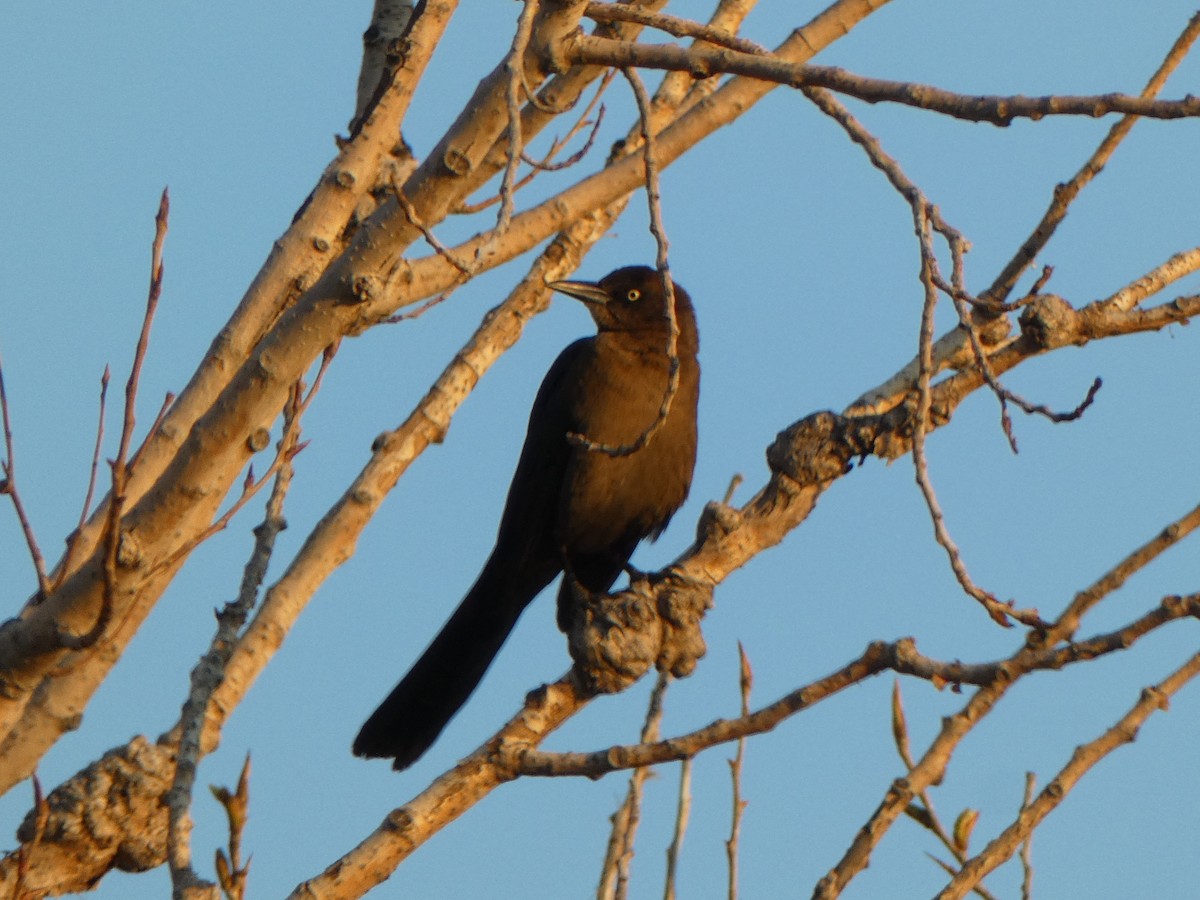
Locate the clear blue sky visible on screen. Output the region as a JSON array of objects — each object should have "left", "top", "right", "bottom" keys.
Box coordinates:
[{"left": 2, "top": 2, "right": 1199, "bottom": 897}]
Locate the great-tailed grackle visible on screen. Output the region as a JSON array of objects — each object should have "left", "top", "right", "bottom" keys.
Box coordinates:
[{"left": 353, "top": 266, "right": 701, "bottom": 770}]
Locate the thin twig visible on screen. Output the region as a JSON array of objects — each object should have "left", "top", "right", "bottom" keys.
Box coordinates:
[
  {"left": 457, "top": 72, "right": 614, "bottom": 214},
  {"left": 384, "top": 289, "right": 456, "bottom": 324},
  {"left": 584, "top": 2, "right": 768, "bottom": 55},
  {"left": 725, "top": 643, "right": 751, "bottom": 900},
  {"left": 938, "top": 650, "right": 1200, "bottom": 899},
  {"left": 663, "top": 756, "right": 692, "bottom": 900},
  {"left": 570, "top": 67, "right": 681, "bottom": 458},
  {"left": 893, "top": 682, "right": 999, "bottom": 900},
  {"left": 63, "top": 188, "right": 170, "bottom": 651},
  {"left": 56, "top": 368, "right": 112, "bottom": 593},
  {"left": 984, "top": 11, "right": 1200, "bottom": 302},
  {"left": 0, "top": 353, "right": 51, "bottom": 598},
  {"left": 520, "top": 102, "right": 607, "bottom": 172},
  {"left": 127, "top": 390, "right": 176, "bottom": 473},
  {"left": 495, "top": 0, "right": 540, "bottom": 241},
  {"left": 393, "top": 184, "right": 472, "bottom": 276},
  {"left": 77, "top": 367, "right": 110, "bottom": 544},
  {"left": 598, "top": 674, "right": 670, "bottom": 900},
  {"left": 1019, "top": 773, "right": 1036, "bottom": 900},
  {"left": 149, "top": 346, "right": 334, "bottom": 580},
  {"left": 168, "top": 380, "right": 304, "bottom": 899},
  {"left": 568, "top": 35, "right": 1200, "bottom": 125},
  {"left": 911, "top": 207, "right": 1025, "bottom": 626}
]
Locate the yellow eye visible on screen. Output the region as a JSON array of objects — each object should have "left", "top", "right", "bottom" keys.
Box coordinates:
[{"left": 626, "top": 289, "right": 641, "bottom": 302}]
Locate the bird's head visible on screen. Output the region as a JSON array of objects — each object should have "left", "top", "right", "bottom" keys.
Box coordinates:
[{"left": 548, "top": 266, "right": 694, "bottom": 337}]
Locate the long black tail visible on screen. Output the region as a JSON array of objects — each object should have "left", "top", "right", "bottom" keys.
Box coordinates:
[{"left": 353, "top": 563, "right": 551, "bottom": 770}]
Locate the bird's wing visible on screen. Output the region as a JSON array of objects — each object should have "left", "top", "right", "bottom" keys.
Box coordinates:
[{"left": 490, "top": 337, "right": 592, "bottom": 571}]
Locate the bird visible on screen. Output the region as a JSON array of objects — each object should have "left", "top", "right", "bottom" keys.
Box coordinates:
[{"left": 353, "top": 265, "right": 700, "bottom": 770}]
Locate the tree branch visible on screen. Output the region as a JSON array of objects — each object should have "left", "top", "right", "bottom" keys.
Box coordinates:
[
  {"left": 566, "top": 33, "right": 1200, "bottom": 125},
  {"left": 937, "top": 645, "right": 1200, "bottom": 899}
]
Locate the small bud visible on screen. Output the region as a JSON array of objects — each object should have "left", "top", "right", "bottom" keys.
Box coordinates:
[
  {"left": 953, "top": 808, "right": 979, "bottom": 853},
  {"left": 246, "top": 428, "right": 271, "bottom": 453}
]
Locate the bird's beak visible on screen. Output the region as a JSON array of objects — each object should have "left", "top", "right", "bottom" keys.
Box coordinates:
[{"left": 547, "top": 279, "right": 609, "bottom": 306}]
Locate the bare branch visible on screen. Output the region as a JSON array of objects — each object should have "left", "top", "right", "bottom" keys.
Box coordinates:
[
  {"left": 457, "top": 73, "right": 612, "bottom": 214},
  {"left": 984, "top": 10, "right": 1200, "bottom": 302},
  {"left": 1047, "top": 500, "right": 1200, "bottom": 643},
  {"left": 287, "top": 677, "right": 590, "bottom": 899},
  {"left": 584, "top": 3, "right": 767, "bottom": 55},
  {"left": 813, "top": 588, "right": 1200, "bottom": 898},
  {"left": 725, "top": 644, "right": 751, "bottom": 900},
  {"left": 55, "top": 367, "right": 111, "bottom": 594},
  {"left": 0, "top": 353, "right": 50, "bottom": 598},
  {"left": 937, "top": 649, "right": 1200, "bottom": 899},
  {"left": 496, "top": 0, "right": 542, "bottom": 242},
  {"left": 801, "top": 82, "right": 1036, "bottom": 624},
  {"left": 353, "top": 0, "right": 417, "bottom": 129},
  {"left": 167, "top": 381, "right": 303, "bottom": 898},
  {"left": 663, "top": 755, "right": 692, "bottom": 900},
  {"left": 1019, "top": 773, "right": 1036, "bottom": 900},
  {"left": 63, "top": 188, "right": 170, "bottom": 654},
  {"left": 518, "top": 594, "right": 1199, "bottom": 780},
  {"left": 399, "top": 0, "right": 899, "bottom": 309},
  {"left": 41, "top": 3, "right": 457, "bottom": 602},
  {"left": 567, "top": 34, "right": 1200, "bottom": 125},
  {"left": 598, "top": 674, "right": 668, "bottom": 900}
]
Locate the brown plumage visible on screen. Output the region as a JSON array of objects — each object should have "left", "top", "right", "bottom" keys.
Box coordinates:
[{"left": 353, "top": 266, "right": 700, "bottom": 770}]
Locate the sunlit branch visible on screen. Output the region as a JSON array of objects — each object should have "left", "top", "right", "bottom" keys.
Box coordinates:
[
  {"left": 597, "top": 673, "right": 668, "bottom": 900},
  {"left": 516, "top": 593, "right": 1198, "bottom": 779},
  {"left": 584, "top": 3, "right": 766, "bottom": 54},
  {"left": 984, "top": 11, "right": 1200, "bottom": 301},
  {"left": 938, "top": 645, "right": 1200, "bottom": 899},
  {"left": 566, "top": 34, "right": 1200, "bottom": 125},
  {"left": 166, "top": 382, "right": 304, "bottom": 898}
]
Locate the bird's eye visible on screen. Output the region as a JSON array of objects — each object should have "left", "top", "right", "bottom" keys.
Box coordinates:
[{"left": 626, "top": 289, "right": 641, "bottom": 302}]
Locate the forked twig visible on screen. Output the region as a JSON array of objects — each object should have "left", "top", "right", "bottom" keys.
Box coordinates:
[
  {"left": 457, "top": 71, "right": 614, "bottom": 215},
  {"left": 910, "top": 208, "right": 1024, "bottom": 626},
  {"left": 984, "top": 11, "right": 1200, "bottom": 302},
  {"left": 938, "top": 650, "right": 1200, "bottom": 899},
  {"left": 150, "top": 345, "right": 334, "bottom": 579},
  {"left": 62, "top": 188, "right": 170, "bottom": 651},
  {"left": 892, "top": 681, "right": 999, "bottom": 900},
  {"left": 520, "top": 102, "right": 607, "bottom": 172}
]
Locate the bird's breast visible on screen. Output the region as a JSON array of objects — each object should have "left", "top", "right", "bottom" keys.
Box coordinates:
[{"left": 558, "top": 341, "right": 699, "bottom": 552}]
